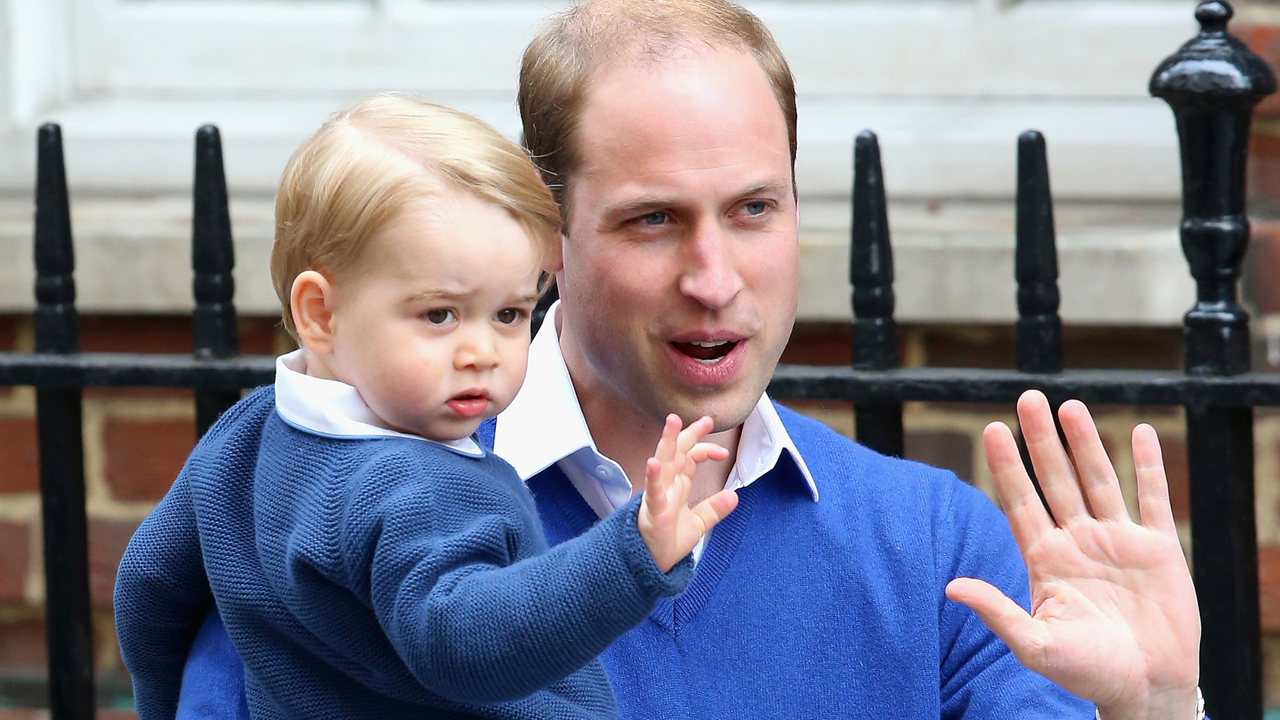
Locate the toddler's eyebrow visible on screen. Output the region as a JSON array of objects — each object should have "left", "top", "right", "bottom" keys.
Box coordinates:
[{"left": 405, "top": 290, "right": 540, "bottom": 305}]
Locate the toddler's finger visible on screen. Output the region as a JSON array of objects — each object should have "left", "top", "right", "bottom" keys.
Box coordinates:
[
  {"left": 653, "top": 414, "right": 681, "bottom": 466},
  {"left": 675, "top": 416, "right": 715, "bottom": 457},
  {"left": 643, "top": 457, "right": 668, "bottom": 515},
  {"left": 686, "top": 441, "right": 730, "bottom": 465},
  {"left": 690, "top": 489, "right": 739, "bottom": 535}
]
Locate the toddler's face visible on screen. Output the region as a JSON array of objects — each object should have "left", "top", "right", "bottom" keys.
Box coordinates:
[{"left": 323, "top": 188, "right": 541, "bottom": 442}]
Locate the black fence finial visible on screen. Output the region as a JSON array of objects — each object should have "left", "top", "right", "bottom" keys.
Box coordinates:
[
  {"left": 1151, "top": 0, "right": 1276, "bottom": 376},
  {"left": 192, "top": 125, "right": 242, "bottom": 436},
  {"left": 1014, "top": 130, "right": 1063, "bottom": 374},
  {"left": 34, "top": 124, "right": 77, "bottom": 355},
  {"left": 851, "top": 130, "right": 904, "bottom": 457}
]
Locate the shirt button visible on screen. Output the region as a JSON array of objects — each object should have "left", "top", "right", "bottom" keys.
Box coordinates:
[{"left": 596, "top": 465, "right": 612, "bottom": 479}]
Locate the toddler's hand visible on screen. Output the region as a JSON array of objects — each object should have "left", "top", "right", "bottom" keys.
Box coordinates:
[{"left": 637, "top": 414, "right": 738, "bottom": 573}]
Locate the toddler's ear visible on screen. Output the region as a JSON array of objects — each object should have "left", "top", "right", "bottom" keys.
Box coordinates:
[{"left": 291, "top": 270, "right": 337, "bottom": 355}]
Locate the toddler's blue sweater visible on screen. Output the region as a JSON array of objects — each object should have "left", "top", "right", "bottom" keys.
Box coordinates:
[{"left": 114, "top": 386, "right": 692, "bottom": 720}]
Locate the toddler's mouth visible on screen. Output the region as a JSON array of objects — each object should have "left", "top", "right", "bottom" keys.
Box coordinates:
[{"left": 446, "top": 390, "right": 490, "bottom": 418}]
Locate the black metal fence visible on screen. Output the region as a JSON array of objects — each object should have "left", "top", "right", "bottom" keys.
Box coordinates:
[{"left": 0, "top": 2, "right": 1274, "bottom": 719}]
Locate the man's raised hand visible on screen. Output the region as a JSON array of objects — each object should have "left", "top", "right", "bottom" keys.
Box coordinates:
[
  {"left": 638, "top": 415, "right": 739, "bottom": 573},
  {"left": 945, "top": 390, "right": 1200, "bottom": 720}
]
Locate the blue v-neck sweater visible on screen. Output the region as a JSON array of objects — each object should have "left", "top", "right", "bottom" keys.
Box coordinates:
[
  {"left": 115, "top": 387, "right": 692, "bottom": 720},
  {"left": 146, "top": 393, "right": 1094, "bottom": 719},
  {"left": 479, "top": 407, "right": 1092, "bottom": 719}
]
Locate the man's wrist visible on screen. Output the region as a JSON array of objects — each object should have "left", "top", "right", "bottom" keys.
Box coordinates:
[{"left": 1095, "top": 687, "right": 1204, "bottom": 720}]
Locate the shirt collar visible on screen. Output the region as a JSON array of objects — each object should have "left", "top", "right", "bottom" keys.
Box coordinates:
[
  {"left": 494, "top": 302, "right": 819, "bottom": 503},
  {"left": 273, "top": 350, "right": 482, "bottom": 456}
]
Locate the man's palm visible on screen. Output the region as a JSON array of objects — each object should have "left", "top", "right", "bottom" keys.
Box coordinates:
[{"left": 946, "top": 391, "right": 1199, "bottom": 720}]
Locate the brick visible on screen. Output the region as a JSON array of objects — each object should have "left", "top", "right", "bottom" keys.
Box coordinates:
[
  {"left": 89, "top": 519, "right": 140, "bottom": 607},
  {"left": 1247, "top": 222, "right": 1280, "bottom": 315},
  {"left": 0, "top": 418, "right": 39, "bottom": 494},
  {"left": 1159, "top": 437, "right": 1189, "bottom": 523},
  {"left": 905, "top": 430, "right": 974, "bottom": 483},
  {"left": 781, "top": 324, "right": 852, "bottom": 366},
  {"left": 104, "top": 419, "right": 195, "bottom": 501},
  {"left": 0, "top": 618, "right": 46, "bottom": 670},
  {"left": 0, "top": 523, "right": 29, "bottom": 603},
  {"left": 99, "top": 711, "right": 139, "bottom": 720},
  {"left": 1262, "top": 545, "right": 1280, "bottom": 632},
  {"left": 1250, "top": 134, "right": 1280, "bottom": 213},
  {"left": 0, "top": 316, "right": 17, "bottom": 351},
  {"left": 0, "top": 710, "right": 42, "bottom": 720},
  {"left": 1240, "top": 27, "right": 1280, "bottom": 119}
]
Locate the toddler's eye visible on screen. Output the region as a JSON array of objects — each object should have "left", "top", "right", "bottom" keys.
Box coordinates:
[
  {"left": 495, "top": 308, "right": 524, "bottom": 325},
  {"left": 423, "top": 309, "right": 455, "bottom": 325}
]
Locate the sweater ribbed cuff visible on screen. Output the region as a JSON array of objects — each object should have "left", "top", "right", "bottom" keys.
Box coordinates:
[{"left": 614, "top": 495, "right": 695, "bottom": 599}]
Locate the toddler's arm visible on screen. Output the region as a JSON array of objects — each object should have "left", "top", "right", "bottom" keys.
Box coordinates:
[
  {"left": 358, "top": 418, "right": 735, "bottom": 705},
  {"left": 114, "top": 470, "right": 214, "bottom": 720}
]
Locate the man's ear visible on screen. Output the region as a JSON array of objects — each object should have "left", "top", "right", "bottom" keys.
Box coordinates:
[
  {"left": 542, "top": 231, "right": 566, "bottom": 275},
  {"left": 290, "top": 270, "right": 338, "bottom": 355}
]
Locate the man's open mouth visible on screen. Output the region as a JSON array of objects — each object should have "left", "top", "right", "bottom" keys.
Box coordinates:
[{"left": 672, "top": 340, "right": 739, "bottom": 364}]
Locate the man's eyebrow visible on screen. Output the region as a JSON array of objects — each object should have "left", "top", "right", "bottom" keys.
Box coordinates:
[{"left": 604, "top": 183, "right": 792, "bottom": 218}]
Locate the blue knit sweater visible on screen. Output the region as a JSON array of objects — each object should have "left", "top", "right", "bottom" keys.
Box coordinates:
[
  {"left": 150, "top": 395, "right": 1097, "bottom": 719},
  {"left": 114, "top": 386, "right": 692, "bottom": 720}
]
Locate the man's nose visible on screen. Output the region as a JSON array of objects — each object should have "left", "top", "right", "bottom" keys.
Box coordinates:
[
  {"left": 454, "top": 327, "right": 501, "bottom": 371},
  {"left": 678, "top": 222, "right": 744, "bottom": 310}
]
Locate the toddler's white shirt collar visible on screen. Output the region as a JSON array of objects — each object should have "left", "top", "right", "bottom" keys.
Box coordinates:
[
  {"left": 494, "top": 302, "right": 818, "bottom": 518},
  {"left": 273, "top": 350, "right": 482, "bottom": 457}
]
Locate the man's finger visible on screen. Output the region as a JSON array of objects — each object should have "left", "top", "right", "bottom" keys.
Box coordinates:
[
  {"left": 1058, "top": 400, "right": 1129, "bottom": 522},
  {"left": 984, "top": 421, "right": 1053, "bottom": 550},
  {"left": 945, "top": 577, "right": 1050, "bottom": 671},
  {"left": 689, "top": 489, "right": 739, "bottom": 534},
  {"left": 1132, "top": 423, "right": 1177, "bottom": 536},
  {"left": 1017, "top": 390, "right": 1088, "bottom": 524}
]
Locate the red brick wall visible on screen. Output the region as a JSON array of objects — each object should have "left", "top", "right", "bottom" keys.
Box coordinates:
[{"left": 0, "top": 323, "right": 1273, "bottom": 707}]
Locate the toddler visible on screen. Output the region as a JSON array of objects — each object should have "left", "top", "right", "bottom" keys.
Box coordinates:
[{"left": 114, "top": 95, "right": 738, "bottom": 720}]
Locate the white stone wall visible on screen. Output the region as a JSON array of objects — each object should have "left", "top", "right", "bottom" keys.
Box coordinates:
[{"left": 0, "top": 0, "right": 1209, "bottom": 323}]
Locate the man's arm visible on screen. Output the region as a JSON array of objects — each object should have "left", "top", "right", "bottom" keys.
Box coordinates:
[
  {"left": 946, "top": 391, "right": 1200, "bottom": 720},
  {"left": 114, "top": 470, "right": 216, "bottom": 720}
]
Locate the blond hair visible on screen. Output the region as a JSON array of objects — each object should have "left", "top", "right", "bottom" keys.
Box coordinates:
[
  {"left": 518, "top": 0, "right": 797, "bottom": 219},
  {"left": 271, "top": 94, "right": 561, "bottom": 341}
]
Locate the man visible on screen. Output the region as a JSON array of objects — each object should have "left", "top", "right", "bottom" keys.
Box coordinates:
[{"left": 175, "top": 0, "right": 1201, "bottom": 717}]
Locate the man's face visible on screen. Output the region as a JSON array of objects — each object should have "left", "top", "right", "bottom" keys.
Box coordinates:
[{"left": 557, "top": 45, "right": 799, "bottom": 431}]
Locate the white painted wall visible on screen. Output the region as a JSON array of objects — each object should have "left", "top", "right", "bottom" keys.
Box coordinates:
[{"left": 0, "top": 0, "right": 1208, "bottom": 322}]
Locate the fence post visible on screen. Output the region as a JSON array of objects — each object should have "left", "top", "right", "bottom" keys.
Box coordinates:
[
  {"left": 850, "top": 130, "right": 904, "bottom": 457},
  {"left": 1014, "top": 131, "right": 1063, "bottom": 374},
  {"left": 192, "top": 126, "right": 241, "bottom": 437},
  {"left": 1151, "top": 2, "right": 1276, "bottom": 717},
  {"left": 33, "top": 124, "right": 95, "bottom": 720}
]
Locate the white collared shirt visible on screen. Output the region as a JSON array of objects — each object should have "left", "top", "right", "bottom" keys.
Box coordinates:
[
  {"left": 273, "top": 350, "right": 483, "bottom": 456},
  {"left": 495, "top": 303, "right": 818, "bottom": 558}
]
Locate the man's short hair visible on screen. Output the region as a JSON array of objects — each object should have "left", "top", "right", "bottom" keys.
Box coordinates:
[
  {"left": 271, "top": 94, "right": 561, "bottom": 341},
  {"left": 518, "top": 0, "right": 798, "bottom": 219}
]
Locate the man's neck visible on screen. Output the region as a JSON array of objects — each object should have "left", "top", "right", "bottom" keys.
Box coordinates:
[{"left": 558, "top": 318, "right": 739, "bottom": 505}]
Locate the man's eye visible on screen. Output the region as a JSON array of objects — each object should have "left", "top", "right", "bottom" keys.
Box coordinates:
[
  {"left": 742, "top": 201, "right": 768, "bottom": 216},
  {"left": 640, "top": 211, "right": 667, "bottom": 226},
  {"left": 495, "top": 308, "right": 524, "bottom": 325},
  {"left": 423, "top": 309, "right": 455, "bottom": 325}
]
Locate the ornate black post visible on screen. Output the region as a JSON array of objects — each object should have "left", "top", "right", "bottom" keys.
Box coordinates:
[
  {"left": 192, "top": 126, "right": 241, "bottom": 437},
  {"left": 33, "top": 124, "right": 94, "bottom": 720},
  {"left": 851, "top": 130, "right": 904, "bottom": 457},
  {"left": 1151, "top": 3, "right": 1276, "bottom": 718},
  {"left": 1014, "top": 131, "right": 1063, "bottom": 374}
]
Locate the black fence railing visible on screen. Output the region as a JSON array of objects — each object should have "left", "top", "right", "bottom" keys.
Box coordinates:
[{"left": 0, "top": 2, "right": 1272, "bottom": 719}]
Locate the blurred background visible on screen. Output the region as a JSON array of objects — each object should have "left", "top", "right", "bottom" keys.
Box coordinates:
[{"left": 0, "top": 0, "right": 1279, "bottom": 716}]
